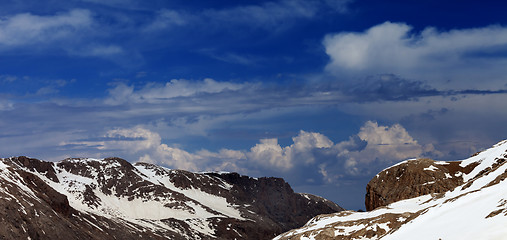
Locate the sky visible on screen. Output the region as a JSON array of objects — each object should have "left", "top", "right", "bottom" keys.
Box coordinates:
[{"left": 1, "top": 0, "right": 507, "bottom": 210}]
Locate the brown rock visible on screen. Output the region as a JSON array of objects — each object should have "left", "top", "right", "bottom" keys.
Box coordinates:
[{"left": 365, "top": 158, "right": 478, "bottom": 211}]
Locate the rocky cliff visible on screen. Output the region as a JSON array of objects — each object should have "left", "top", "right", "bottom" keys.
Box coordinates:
[
  {"left": 0, "top": 156, "right": 343, "bottom": 240},
  {"left": 365, "top": 158, "right": 478, "bottom": 211}
]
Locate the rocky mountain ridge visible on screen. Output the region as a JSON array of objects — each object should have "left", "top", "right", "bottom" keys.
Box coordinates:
[
  {"left": 275, "top": 140, "right": 507, "bottom": 240},
  {"left": 0, "top": 156, "right": 343, "bottom": 239}
]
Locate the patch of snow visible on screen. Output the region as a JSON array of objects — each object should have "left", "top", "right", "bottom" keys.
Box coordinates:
[
  {"left": 433, "top": 161, "right": 449, "bottom": 165},
  {"left": 423, "top": 165, "right": 438, "bottom": 171},
  {"left": 422, "top": 181, "right": 435, "bottom": 185}
]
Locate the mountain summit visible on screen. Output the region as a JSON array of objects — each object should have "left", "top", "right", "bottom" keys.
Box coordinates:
[
  {"left": 275, "top": 140, "right": 507, "bottom": 240},
  {"left": 0, "top": 156, "right": 343, "bottom": 239}
]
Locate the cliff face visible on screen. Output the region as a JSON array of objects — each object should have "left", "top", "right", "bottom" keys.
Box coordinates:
[
  {"left": 0, "top": 156, "right": 343, "bottom": 240},
  {"left": 365, "top": 158, "right": 478, "bottom": 211},
  {"left": 275, "top": 140, "right": 507, "bottom": 240}
]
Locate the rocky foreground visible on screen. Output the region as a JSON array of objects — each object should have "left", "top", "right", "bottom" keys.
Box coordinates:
[
  {"left": 0, "top": 156, "right": 343, "bottom": 239},
  {"left": 275, "top": 140, "right": 507, "bottom": 240}
]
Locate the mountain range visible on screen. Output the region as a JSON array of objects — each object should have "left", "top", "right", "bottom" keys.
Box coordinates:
[
  {"left": 3, "top": 139, "right": 507, "bottom": 239},
  {"left": 0, "top": 156, "right": 342, "bottom": 239}
]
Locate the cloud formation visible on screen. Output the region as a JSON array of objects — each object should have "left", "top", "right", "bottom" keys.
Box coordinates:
[
  {"left": 64, "top": 121, "right": 435, "bottom": 185},
  {"left": 324, "top": 22, "right": 507, "bottom": 89},
  {"left": 145, "top": 9, "right": 188, "bottom": 31},
  {"left": 146, "top": 0, "right": 351, "bottom": 32},
  {"left": 246, "top": 131, "right": 334, "bottom": 170},
  {"left": 0, "top": 9, "right": 92, "bottom": 47},
  {"left": 335, "top": 121, "right": 440, "bottom": 176},
  {"left": 61, "top": 126, "right": 246, "bottom": 172},
  {"left": 105, "top": 78, "right": 248, "bottom": 105}
]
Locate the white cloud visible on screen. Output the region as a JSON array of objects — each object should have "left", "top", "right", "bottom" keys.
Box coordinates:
[
  {"left": 146, "top": 0, "right": 348, "bottom": 32},
  {"left": 199, "top": 50, "right": 260, "bottom": 66},
  {"left": 244, "top": 123, "right": 434, "bottom": 178},
  {"left": 0, "top": 9, "right": 92, "bottom": 47},
  {"left": 0, "top": 75, "right": 18, "bottom": 83},
  {"left": 335, "top": 121, "right": 437, "bottom": 175},
  {"left": 0, "top": 100, "right": 13, "bottom": 111},
  {"left": 324, "top": 22, "right": 507, "bottom": 89},
  {"left": 145, "top": 9, "right": 188, "bottom": 31},
  {"left": 246, "top": 130, "right": 334, "bottom": 170},
  {"left": 139, "top": 145, "right": 201, "bottom": 171},
  {"left": 338, "top": 93, "right": 507, "bottom": 160},
  {"left": 0, "top": 9, "right": 127, "bottom": 59},
  {"left": 203, "top": 0, "right": 318, "bottom": 28},
  {"left": 64, "top": 127, "right": 337, "bottom": 174},
  {"left": 247, "top": 138, "right": 288, "bottom": 169},
  {"left": 105, "top": 78, "right": 247, "bottom": 105},
  {"left": 324, "top": 0, "right": 353, "bottom": 13},
  {"left": 63, "top": 126, "right": 246, "bottom": 172},
  {"left": 288, "top": 131, "right": 334, "bottom": 164},
  {"left": 62, "top": 126, "right": 199, "bottom": 170}
]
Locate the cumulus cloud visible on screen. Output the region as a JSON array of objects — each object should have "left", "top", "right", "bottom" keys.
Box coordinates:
[
  {"left": 335, "top": 121, "right": 439, "bottom": 175},
  {"left": 246, "top": 131, "right": 333, "bottom": 170},
  {"left": 324, "top": 22, "right": 507, "bottom": 89},
  {"left": 63, "top": 121, "right": 436, "bottom": 185},
  {"left": 0, "top": 9, "right": 92, "bottom": 47},
  {"left": 241, "top": 121, "right": 438, "bottom": 181},
  {"left": 64, "top": 127, "right": 335, "bottom": 173}
]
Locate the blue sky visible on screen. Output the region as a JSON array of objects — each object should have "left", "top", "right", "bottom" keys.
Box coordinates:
[{"left": 1, "top": 0, "right": 507, "bottom": 210}]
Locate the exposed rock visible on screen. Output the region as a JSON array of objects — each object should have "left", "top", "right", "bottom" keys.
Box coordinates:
[
  {"left": 10, "top": 156, "right": 59, "bottom": 182},
  {"left": 207, "top": 172, "right": 344, "bottom": 231},
  {"left": 365, "top": 158, "right": 478, "bottom": 211}
]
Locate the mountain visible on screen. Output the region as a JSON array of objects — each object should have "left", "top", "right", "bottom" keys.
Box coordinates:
[
  {"left": 275, "top": 140, "right": 507, "bottom": 240},
  {"left": 0, "top": 156, "right": 343, "bottom": 240}
]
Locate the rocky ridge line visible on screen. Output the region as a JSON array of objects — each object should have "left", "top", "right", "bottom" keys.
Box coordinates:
[{"left": 0, "top": 156, "right": 343, "bottom": 240}]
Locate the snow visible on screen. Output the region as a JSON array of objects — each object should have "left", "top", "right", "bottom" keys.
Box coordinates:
[
  {"left": 433, "top": 161, "right": 450, "bottom": 165},
  {"left": 81, "top": 216, "right": 105, "bottom": 232},
  {"left": 134, "top": 163, "right": 243, "bottom": 220},
  {"left": 383, "top": 159, "right": 416, "bottom": 171},
  {"left": 275, "top": 140, "right": 507, "bottom": 240},
  {"left": 385, "top": 177, "right": 507, "bottom": 240},
  {"left": 423, "top": 165, "right": 438, "bottom": 171}
]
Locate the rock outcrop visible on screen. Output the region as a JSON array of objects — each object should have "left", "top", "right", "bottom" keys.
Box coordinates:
[{"left": 365, "top": 158, "right": 478, "bottom": 211}]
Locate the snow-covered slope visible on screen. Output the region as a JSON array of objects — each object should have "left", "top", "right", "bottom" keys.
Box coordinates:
[
  {"left": 275, "top": 140, "right": 507, "bottom": 240},
  {"left": 0, "top": 156, "right": 343, "bottom": 239}
]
